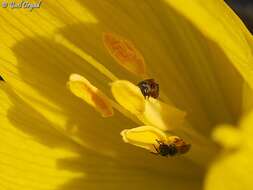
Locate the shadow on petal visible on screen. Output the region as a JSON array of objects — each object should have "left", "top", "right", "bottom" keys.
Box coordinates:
[
  {"left": 10, "top": 35, "right": 135, "bottom": 154},
  {"left": 57, "top": 154, "right": 204, "bottom": 190},
  {"left": 4, "top": 30, "right": 204, "bottom": 189}
]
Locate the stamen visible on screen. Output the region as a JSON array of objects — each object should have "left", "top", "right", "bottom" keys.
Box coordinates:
[
  {"left": 67, "top": 73, "right": 114, "bottom": 117},
  {"left": 111, "top": 80, "right": 145, "bottom": 115},
  {"left": 139, "top": 98, "right": 186, "bottom": 131},
  {"left": 111, "top": 80, "right": 186, "bottom": 131},
  {"left": 55, "top": 34, "right": 118, "bottom": 81},
  {"left": 120, "top": 126, "right": 168, "bottom": 152},
  {"left": 121, "top": 126, "right": 192, "bottom": 157},
  {"left": 103, "top": 32, "right": 146, "bottom": 76}
]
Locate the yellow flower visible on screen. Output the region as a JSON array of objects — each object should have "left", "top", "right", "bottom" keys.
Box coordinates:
[{"left": 0, "top": 0, "right": 253, "bottom": 190}]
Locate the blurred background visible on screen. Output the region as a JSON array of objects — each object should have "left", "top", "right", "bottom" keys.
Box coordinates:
[{"left": 226, "top": 0, "right": 253, "bottom": 33}]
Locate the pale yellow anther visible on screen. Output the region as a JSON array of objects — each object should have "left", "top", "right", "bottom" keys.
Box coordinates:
[
  {"left": 67, "top": 73, "right": 113, "bottom": 117},
  {"left": 111, "top": 80, "right": 145, "bottom": 115},
  {"left": 120, "top": 126, "right": 168, "bottom": 151},
  {"left": 139, "top": 98, "right": 186, "bottom": 131},
  {"left": 103, "top": 32, "right": 146, "bottom": 76},
  {"left": 111, "top": 80, "right": 186, "bottom": 131}
]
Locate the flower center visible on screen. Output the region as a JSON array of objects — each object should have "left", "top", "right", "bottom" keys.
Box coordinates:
[{"left": 57, "top": 32, "right": 218, "bottom": 166}]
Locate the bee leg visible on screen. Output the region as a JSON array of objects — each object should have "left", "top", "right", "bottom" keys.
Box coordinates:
[
  {"left": 152, "top": 144, "right": 159, "bottom": 154},
  {"left": 155, "top": 139, "right": 163, "bottom": 145}
]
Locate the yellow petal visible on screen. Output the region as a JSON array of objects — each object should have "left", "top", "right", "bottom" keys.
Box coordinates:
[
  {"left": 0, "top": 85, "right": 83, "bottom": 190},
  {"left": 111, "top": 80, "right": 145, "bottom": 115},
  {"left": 165, "top": 0, "right": 253, "bottom": 88},
  {"left": 103, "top": 32, "right": 146, "bottom": 76},
  {"left": 67, "top": 73, "right": 113, "bottom": 117},
  {"left": 54, "top": 34, "right": 118, "bottom": 82},
  {"left": 242, "top": 82, "right": 253, "bottom": 114},
  {"left": 157, "top": 0, "right": 252, "bottom": 127},
  {"left": 240, "top": 110, "right": 253, "bottom": 149},
  {"left": 120, "top": 126, "right": 168, "bottom": 151},
  {"left": 205, "top": 149, "right": 253, "bottom": 190},
  {"left": 0, "top": 1, "right": 97, "bottom": 47}
]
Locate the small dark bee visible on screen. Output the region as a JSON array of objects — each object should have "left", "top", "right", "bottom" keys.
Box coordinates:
[
  {"left": 153, "top": 140, "right": 178, "bottom": 156},
  {"left": 137, "top": 79, "right": 159, "bottom": 99},
  {"left": 153, "top": 138, "right": 191, "bottom": 157}
]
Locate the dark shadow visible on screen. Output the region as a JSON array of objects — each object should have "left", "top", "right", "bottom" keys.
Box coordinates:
[
  {"left": 225, "top": 0, "right": 253, "bottom": 33},
  {"left": 10, "top": 35, "right": 138, "bottom": 153},
  {"left": 0, "top": 75, "right": 4, "bottom": 81},
  {"left": 2, "top": 84, "right": 85, "bottom": 153}
]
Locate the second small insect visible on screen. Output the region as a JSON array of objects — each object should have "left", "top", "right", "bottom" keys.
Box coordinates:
[
  {"left": 137, "top": 79, "right": 159, "bottom": 99},
  {"left": 153, "top": 137, "right": 191, "bottom": 157}
]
